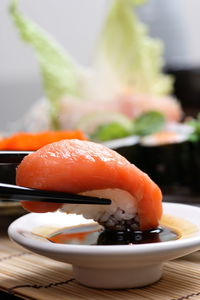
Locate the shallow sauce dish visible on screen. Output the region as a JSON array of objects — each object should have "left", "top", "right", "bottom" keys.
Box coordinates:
[{"left": 8, "top": 203, "right": 200, "bottom": 289}]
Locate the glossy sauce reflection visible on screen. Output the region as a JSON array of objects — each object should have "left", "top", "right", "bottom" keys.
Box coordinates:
[
  {"left": 46, "top": 223, "right": 180, "bottom": 245},
  {"left": 48, "top": 224, "right": 100, "bottom": 244}
]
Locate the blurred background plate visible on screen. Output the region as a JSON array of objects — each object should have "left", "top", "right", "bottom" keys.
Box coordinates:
[
  {"left": 0, "top": 201, "right": 26, "bottom": 231},
  {"left": 0, "top": 164, "right": 26, "bottom": 231},
  {"left": 0, "top": 200, "right": 25, "bottom": 216}
]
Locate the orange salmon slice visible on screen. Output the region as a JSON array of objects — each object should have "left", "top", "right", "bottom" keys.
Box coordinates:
[{"left": 16, "top": 139, "right": 162, "bottom": 230}]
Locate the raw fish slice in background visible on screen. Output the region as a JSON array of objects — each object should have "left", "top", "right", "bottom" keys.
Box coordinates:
[
  {"left": 17, "top": 93, "right": 182, "bottom": 135},
  {"left": 16, "top": 139, "right": 162, "bottom": 231}
]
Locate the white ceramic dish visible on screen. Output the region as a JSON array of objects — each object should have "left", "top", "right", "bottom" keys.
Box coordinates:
[{"left": 8, "top": 203, "right": 200, "bottom": 289}]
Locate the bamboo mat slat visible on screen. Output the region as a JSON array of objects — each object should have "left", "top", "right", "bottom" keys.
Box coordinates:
[{"left": 0, "top": 235, "right": 200, "bottom": 300}]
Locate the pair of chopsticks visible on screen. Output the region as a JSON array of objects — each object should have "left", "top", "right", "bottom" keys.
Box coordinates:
[
  {"left": 0, "top": 151, "right": 32, "bottom": 164},
  {"left": 0, "top": 151, "right": 111, "bottom": 205}
]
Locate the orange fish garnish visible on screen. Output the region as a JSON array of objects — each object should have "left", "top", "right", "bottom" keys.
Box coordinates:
[{"left": 0, "top": 130, "right": 87, "bottom": 151}]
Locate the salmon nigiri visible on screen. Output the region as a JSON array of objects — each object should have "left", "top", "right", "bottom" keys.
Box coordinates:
[{"left": 16, "top": 139, "right": 162, "bottom": 230}]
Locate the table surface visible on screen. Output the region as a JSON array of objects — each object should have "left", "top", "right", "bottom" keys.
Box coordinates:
[{"left": 0, "top": 290, "right": 22, "bottom": 299}]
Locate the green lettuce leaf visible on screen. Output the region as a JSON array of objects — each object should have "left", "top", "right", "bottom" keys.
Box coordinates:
[
  {"left": 133, "top": 111, "right": 166, "bottom": 136},
  {"left": 97, "top": 0, "right": 173, "bottom": 96},
  {"left": 91, "top": 121, "right": 133, "bottom": 142},
  {"left": 90, "top": 111, "right": 165, "bottom": 141},
  {"left": 187, "top": 114, "right": 200, "bottom": 142},
  {"left": 9, "top": 0, "right": 81, "bottom": 129},
  {"left": 128, "top": 0, "right": 147, "bottom": 5}
]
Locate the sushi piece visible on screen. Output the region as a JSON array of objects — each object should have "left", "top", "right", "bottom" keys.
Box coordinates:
[
  {"left": 16, "top": 139, "right": 162, "bottom": 231},
  {"left": 136, "top": 123, "right": 193, "bottom": 195}
]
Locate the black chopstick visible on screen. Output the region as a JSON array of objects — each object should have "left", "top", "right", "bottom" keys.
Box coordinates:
[
  {"left": 0, "top": 151, "right": 33, "bottom": 164},
  {"left": 0, "top": 183, "right": 111, "bottom": 205}
]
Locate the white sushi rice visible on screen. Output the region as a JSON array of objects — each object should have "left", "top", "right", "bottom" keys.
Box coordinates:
[{"left": 61, "top": 188, "right": 139, "bottom": 230}]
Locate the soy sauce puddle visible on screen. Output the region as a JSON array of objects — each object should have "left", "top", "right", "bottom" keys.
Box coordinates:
[{"left": 44, "top": 223, "right": 180, "bottom": 245}]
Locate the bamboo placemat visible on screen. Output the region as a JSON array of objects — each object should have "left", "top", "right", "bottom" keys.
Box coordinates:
[{"left": 0, "top": 234, "right": 200, "bottom": 300}]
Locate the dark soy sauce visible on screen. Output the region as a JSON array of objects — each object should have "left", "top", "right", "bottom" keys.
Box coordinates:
[
  {"left": 97, "top": 227, "right": 179, "bottom": 245},
  {"left": 46, "top": 223, "right": 180, "bottom": 245}
]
